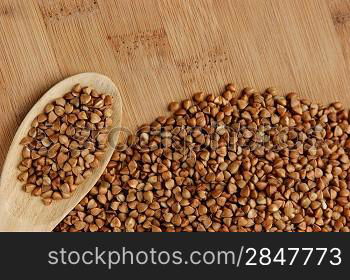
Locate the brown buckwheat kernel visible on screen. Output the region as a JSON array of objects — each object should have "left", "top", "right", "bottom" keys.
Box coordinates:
[
  {"left": 18, "top": 85, "right": 113, "bottom": 205},
  {"left": 56, "top": 84, "right": 350, "bottom": 232}
]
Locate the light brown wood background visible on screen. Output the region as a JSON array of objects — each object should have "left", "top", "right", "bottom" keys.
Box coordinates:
[{"left": 0, "top": 0, "right": 350, "bottom": 173}]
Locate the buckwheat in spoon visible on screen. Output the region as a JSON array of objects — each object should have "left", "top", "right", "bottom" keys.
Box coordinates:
[{"left": 0, "top": 73, "right": 122, "bottom": 231}]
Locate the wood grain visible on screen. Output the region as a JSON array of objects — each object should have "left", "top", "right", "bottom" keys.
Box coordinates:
[
  {"left": 0, "top": 0, "right": 61, "bottom": 171},
  {"left": 328, "top": 0, "right": 350, "bottom": 70},
  {"left": 1, "top": 0, "right": 350, "bottom": 175}
]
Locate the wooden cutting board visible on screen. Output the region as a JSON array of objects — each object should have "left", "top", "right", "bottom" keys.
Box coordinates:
[{"left": 1, "top": 0, "right": 350, "bottom": 172}]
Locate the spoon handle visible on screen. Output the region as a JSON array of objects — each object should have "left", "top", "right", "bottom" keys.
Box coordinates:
[{"left": 0, "top": 195, "right": 50, "bottom": 231}]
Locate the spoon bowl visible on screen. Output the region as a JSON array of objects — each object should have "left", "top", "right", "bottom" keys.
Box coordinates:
[{"left": 0, "top": 73, "right": 122, "bottom": 231}]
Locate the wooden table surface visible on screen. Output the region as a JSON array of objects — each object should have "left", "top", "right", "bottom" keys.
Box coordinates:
[{"left": 1, "top": 0, "right": 350, "bottom": 172}]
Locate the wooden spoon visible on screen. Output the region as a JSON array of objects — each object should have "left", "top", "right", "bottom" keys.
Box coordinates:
[{"left": 0, "top": 73, "right": 122, "bottom": 232}]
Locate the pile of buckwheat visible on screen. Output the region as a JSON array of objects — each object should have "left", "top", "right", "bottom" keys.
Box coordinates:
[
  {"left": 55, "top": 84, "right": 350, "bottom": 232},
  {"left": 18, "top": 84, "right": 113, "bottom": 205}
]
